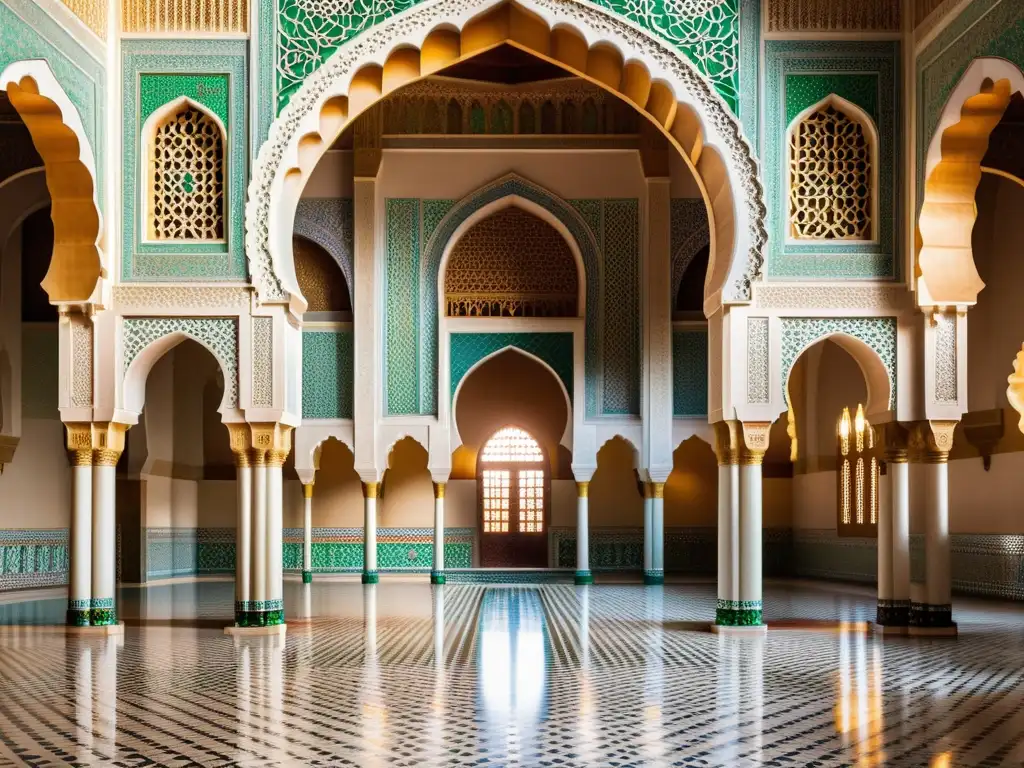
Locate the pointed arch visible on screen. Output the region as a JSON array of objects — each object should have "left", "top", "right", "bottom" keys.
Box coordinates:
[
  {"left": 1, "top": 61, "right": 103, "bottom": 303},
  {"left": 246, "top": 0, "right": 766, "bottom": 314},
  {"left": 785, "top": 93, "right": 878, "bottom": 243},
  {"left": 142, "top": 95, "right": 227, "bottom": 242}
]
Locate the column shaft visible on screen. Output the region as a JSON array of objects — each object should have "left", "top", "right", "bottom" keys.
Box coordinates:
[
  {"left": 648, "top": 483, "right": 665, "bottom": 584},
  {"left": 432, "top": 482, "right": 446, "bottom": 585},
  {"left": 266, "top": 454, "right": 285, "bottom": 625},
  {"left": 642, "top": 484, "right": 654, "bottom": 575},
  {"left": 738, "top": 462, "right": 763, "bottom": 624},
  {"left": 235, "top": 461, "right": 252, "bottom": 625},
  {"left": 68, "top": 453, "right": 93, "bottom": 626},
  {"left": 362, "top": 482, "right": 379, "bottom": 584},
  {"left": 717, "top": 463, "right": 740, "bottom": 610},
  {"left": 252, "top": 455, "right": 268, "bottom": 617},
  {"left": 302, "top": 483, "right": 313, "bottom": 584},
  {"left": 890, "top": 461, "right": 911, "bottom": 615},
  {"left": 90, "top": 454, "right": 118, "bottom": 626},
  {"left": 575, "top": 482, "right": 592, "bottom": 585},
  {"left": 922, "top": 461, "right": 953, "bottom": 626}
]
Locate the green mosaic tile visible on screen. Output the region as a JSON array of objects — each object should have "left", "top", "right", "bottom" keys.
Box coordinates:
[
  {"left": 139, "top": 74, "right": 230, "bottom": 125},
  {"left": 785, "top": 73, "right": 879, "bottom": 124},
  {"left": 449, "top": 333, "right": 574, "bottom": 405},
  {"left": 673, "top": 329, "right": 708, "bottom": 417},
  {"left": 302, "top": 329, "right": 353, "bottom": 419},
  {"left": 384, "top": 199, "right": 420, "bottom": 415}
]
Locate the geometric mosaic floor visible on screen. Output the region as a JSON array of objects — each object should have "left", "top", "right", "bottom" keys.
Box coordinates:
[{"left": 0, "top": 580, "right": 1023, "bottom": 766}]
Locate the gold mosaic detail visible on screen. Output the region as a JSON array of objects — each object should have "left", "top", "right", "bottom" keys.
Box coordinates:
[
  {"left": 122, "top": 0, "right": 248, "bottom": 33},
  {"left": 789, "top": 104, "right": 871, "bottom": 241},
  {"left": 60, "top": 0, "right": 107, "bottom": 38},
  {"left": 151, "top": 105, "right": 225, "bottom": 241},
  {"left": 294, "top": 236, "right": 348, "bottom": 312},
  {"left": 766, "top": 0, "right": 900, "bottom": 31},
  {"left": 445, "top": 208, "right": 578, "bottom": 318}
]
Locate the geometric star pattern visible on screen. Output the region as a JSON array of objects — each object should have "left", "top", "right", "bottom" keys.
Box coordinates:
[{"left": 0, "top": 581, "right": 1023, "bottom": 766}]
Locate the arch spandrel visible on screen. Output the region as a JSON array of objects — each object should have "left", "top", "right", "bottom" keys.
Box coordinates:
[{"left": 248, "top": 0, "right": 766, "bottom": 315}]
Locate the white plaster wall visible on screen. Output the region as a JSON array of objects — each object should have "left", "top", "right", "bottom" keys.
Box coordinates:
[
  {"left": 170, "top": 478, "right": 199, "bottom": 528},
  {"left": 302, "top": 150, "right": 353, "bottom": 198},
  {"left": 791, "top": 472, "right": 835, "bottom": 530},
  {"left": 445, "top": 479, "right": 477, "bottom": 528},
  {"left": 141, "top": 474, "right": 172, "bottom": 528},
  {"left": 551, "top": 479, "right": 576, "bottom": 528},
  {"left": 197, "top": 479, "right": 237, "bottom": 528},
  {"left": 0, "top": 418, "right": 70, "bottom": 528},
  {"left": 377, "top": 149, "right": 646, "bottom": 200}
]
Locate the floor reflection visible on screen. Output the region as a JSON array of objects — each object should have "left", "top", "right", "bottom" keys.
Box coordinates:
[{"left": 0, "top": 581, "right": 1023, "bottom": 765}]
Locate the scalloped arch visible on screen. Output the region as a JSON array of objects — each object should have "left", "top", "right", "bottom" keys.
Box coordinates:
[
  {"left": 246, "top": 0, "right": 766, "bottom": 315},
  {"left": 2, "top": 61, "right": 104, "bottom": 304}
]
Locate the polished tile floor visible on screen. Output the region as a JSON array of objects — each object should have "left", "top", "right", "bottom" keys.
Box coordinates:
[{"left": 0, "top": 579, "right": 1022, "bottom": 766}]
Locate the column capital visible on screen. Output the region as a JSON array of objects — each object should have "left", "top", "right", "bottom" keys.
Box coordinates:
[
  {"left": 712, "top": 420, "right": 741, "bottom": 465},
  {"left": 433, "top": 481, "right": 445, "bottom": 499},
  {"left": 362, "top": 481, "right": 380, "bottom": 499},
  {"left": 302, "top": 482, "right": 315, "bottom": 499},
  {"left": 576, "top": 481, "right": 590, "bottom": 498},
  {"left": 739, "top": 421, "right": 771, "bottom": 465},
  {"left": 642, "top": 481, "right": 653, "bottom": 499},
  {"left": 880, "top": 421, "right": 910, "bottom": 463},
  {"left": 909, "top": 420, "right": 957, "bottom": 463},
  {"left": 651, "top": 482, "right": 665, "bottom": 499}
]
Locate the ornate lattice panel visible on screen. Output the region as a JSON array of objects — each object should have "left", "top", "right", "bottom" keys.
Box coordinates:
[
  {"left": 445, "top": 208, "right": 578, "bottom": 317},
  {"left": 151, "top": 105, "right": 225, "bottom": 241},
  {"left": 789, "top": 104, "right": 871, "bottom": 240},
  {"left": 60, "top": 0, "right": 107, "bottom": 37},
  {"left": 123, "top": 0, "right": 248, "bottom": 32},
  {"left": 837, "top": 404, "right": 879, "bottom": 537},
  {"left": 766, "top": 0, "right": 900, "bottom": 31}
]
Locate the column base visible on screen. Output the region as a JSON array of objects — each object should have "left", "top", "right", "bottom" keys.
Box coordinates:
[
  {"left": 430, "top": 571, "right": 446, "bottom": 585},
  {"left": 225, "top": 623, "right": 287, "bottom": 637},
  {"left": 89, "top": 598, "right": 117, "bottom": 626},
  {"left": 362, "top": 571, "right": 379, "bottom": 584},
  {"left": 302, "top": 570, "right": 313, "bottom": 584},
  {"left": 66, "top": 621, "right": 125, "bottom": 636},
  {"left": 233, "top": 601, "right": 285, "bottom": 627},
  {"left": 66, "top": 600, "right": 90, "bottom": 627},
  {"left": 910, "top": 602, "right": 955, "bottom": 629},
  {"left": 875, "top": 599, "right": 911, "bottom": 628},
  {"left": 711, "top": 623, "right": 767, "bottom": 636},
  {"left": 574, "top": 570, "right": 594, "bottom": 585},
  {"left": 643, "top": 570, "right": 664, "bottom": 586},
  {"left": 714, "top": 600, "right": 763, "bottom": 628}
]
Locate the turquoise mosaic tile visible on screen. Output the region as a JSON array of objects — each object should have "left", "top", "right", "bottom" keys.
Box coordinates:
[
  {"left": 449, "top": 333, "right": 574, "bottom": 405},
  {"left": 0, "top": 530, "right": 69, "bottom": 592},
  {"left": 672, "top": 329, "right": 709, "bottom": 417},
  {"left": 302, "top": 329, "right": 353, "bottom": 420}
]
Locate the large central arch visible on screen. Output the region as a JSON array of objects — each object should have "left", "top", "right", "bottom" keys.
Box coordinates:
[{"left": 246, "top": 0, "right": 766, "bottom": 314}]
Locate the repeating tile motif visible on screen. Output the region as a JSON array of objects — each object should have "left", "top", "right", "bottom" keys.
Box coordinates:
[
  {"left": 934, "top": 311, "right": 958, "bottom": 404},
  {"left": 275, "top": 0, "right": 742, "bottom": 113},
  {"left": 251, "top": 317, "right": 274, "bottom": 408},
  {"left": 449, "top": 333, "right": 574, "bottom": 406},
  {"left": 745, "top": 317, "right": 770, "bottom": 404},
  {"left": 780, "top": 317, "right": 896, "bottom": 410},
  {"left": 672, "top": 328, "right": 709, "bottom": 416},
  {"left": 916, "top": 0, "right": 1024, "bottom": 216},
  {"left": 302, "top": 328, "right": 353, "bottom": 419},
  {"left": 384, "top": 198, "right": 421, "bottom": 415},
  {"left": 600, "top": 200, "right": 641, "bottom": 415},
  {"left": 293, "top": 197, "right": 354, "bottom": 301},
  {"left": 785, "top": 73, "right": 879, "bottom": 124},
  {"left": 0, "top": 530, "right": 68, "bottom": 592},
  {"left": 122, "top": 317, "right": 240, "bottom": 407},
  {"left": 121, "top": 39, "right": 249, "bottom": 280},
  {"left": 765, "top": 40, "right": 900, "bottom": 279},
  {"left": 670, "top": 198, "right": 710, "bottom": 300}
]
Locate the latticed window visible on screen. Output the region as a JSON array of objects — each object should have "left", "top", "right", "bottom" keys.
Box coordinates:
[
  {"left": 480, "top": 427, "right": 546, "bottom": 535},
  {"left": 789, "top": 101, "right": 873, "bottom": 240},
  {"left": 445, "top": 207, "right": 578, "bottom": 317},
  {"left": 837, "top": 404, "right": 879, "bottom": 537},
  {"left": 150, "top": 103, "right": 225, "bottom": 241}
]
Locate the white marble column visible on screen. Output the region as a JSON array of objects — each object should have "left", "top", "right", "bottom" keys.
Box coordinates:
[
  {"left": 651, "top": 481, "right": 665, "bottom": 583},
  {"left": 91, "top": 447, "right": 120, "bottom": 626},
  {"left": 642, "top": 482, "right": 654, "bottom": 581},
  {"left": 575, "top": 481, "right": 592, "bottom": 585},
  {"left": 252, "top": 451, "right": 268, "bottom": 620},
  {"left": 266, "top": 449, "right": 286, "bottom": 624},
  {"left": 362, "top": 482, "right": 379, "bottom": 584},
  {"left": 234, "top": 450, "right": 252, "bottom": 626},
  {"left": 68, "top": 448, "right": 93, "bottom": 626},
  {"left": 713, "top": 422, "right": 740, "bottom": 627},
  {"left": 877, "top": 423, "right": 910, "bottom": 630},
  {"left": 432, "top": 481, "right": 446, "bottom": 584},
  {"left": 302, "top": 483, "right": 314, "bottom": 584}
]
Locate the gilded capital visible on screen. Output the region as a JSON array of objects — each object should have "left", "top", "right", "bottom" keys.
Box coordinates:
[
  {"left": 576, "top": 481, "right": 589, "bottom": 498},
  {"left": 880, "top": 422, "right": 910, "bottom": 464},
  {"left": 94, "top": 448, "right": 122, "bottom": 467},
  {"left": 908, "top": 420, "right": 957, "bottom": 463},
  {"left": 712, "top": 420, "right": 741, "bottom": 466},
  {"left": 67, "top": 449, "right": 93, "bottom": 467},
  {"left": 303, "top": 483, "right": 315, "bottom": 499},
  {"left": 267, "top": 449, "right": 290, "bottom": 468},
  {"left": 652, "top": 482, "right": 665, "bottom": 499},
  {"left": 363, "top": 481, "right": 379, "bottom": 499},
  {"left": 433, "top": 481, "right": 446, "bottom": 500},
  {"left": 739, "top": 422, "right": 771, "bottom": 466}
]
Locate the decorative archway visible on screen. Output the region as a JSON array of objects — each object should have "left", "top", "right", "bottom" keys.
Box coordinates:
[
  {"left": 246, "top": 0, "right": 766, "bottom": 313},
  {"left": 1, "top": 61, "right": 104, "bottom": 304},
  {"left": 917, "top": 57, "right": 1024, "bottom": 308}
]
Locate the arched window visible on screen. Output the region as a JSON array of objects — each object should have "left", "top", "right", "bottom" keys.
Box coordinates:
[
  {"left": 148, "top": 100, "right": 225, "bottom": 241},
  {"left": 788, "top": 96, "right": 875, "bottom": 241},
  {"left": 479, "top": 426, "right": 548, "bottom": 567},
  {"left": 837, "top": 404, "right": 879, "bottom": 537}
]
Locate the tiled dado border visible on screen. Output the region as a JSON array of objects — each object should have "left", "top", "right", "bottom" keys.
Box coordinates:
[
  {"left": 143, "top": 527, "right": 475, "bottom": 580},
  {"left": 0, "top": 530, "right": 69, "bottom": 591}
]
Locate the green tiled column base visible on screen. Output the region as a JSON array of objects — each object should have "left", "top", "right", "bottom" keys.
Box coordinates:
[
  {"left": 361, "top": 570, "right": 379, "bottom": 584},
  {"left": 234, "top": 600, "right": 285, "bottom": 627},
  {"left": 643, "top": 570, "right": 664, "bottom": 585},
  {"left": 430, "top": 570, "right": 446, "bottom": 585},
  {"left": 876, "top": 599, "right": 911, "bottom": 626},
  {"left": 89, "top": 598, "right": 116, "bottom": 626},
  {"left": 66, "top": 599, "right": 90, "bottom": 627},
  {"left": 715, "top": 600, "right": 763, "bottom": 627},
  {"left": 302, "top": 570, "right": 312, "bottom": 584},
  {"left": 574, "top": 570, "right": 593, "bottom": 585}
]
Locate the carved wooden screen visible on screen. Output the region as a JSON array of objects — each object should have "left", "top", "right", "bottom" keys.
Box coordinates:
[
  {"left": 837, "top": 404, "right": 879, "bottom": 537},
  {"left": 479, "top": 427, "right": 548, "bottom": 566},
  {"left": 151, "top": 104, "right": 225, "bottom": 241},
  {"left": 445, "top": 208, "right": 577, "bottom": 317},
  {"left": 789, "top": 102, "right": 872, "bottom": 240}
]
